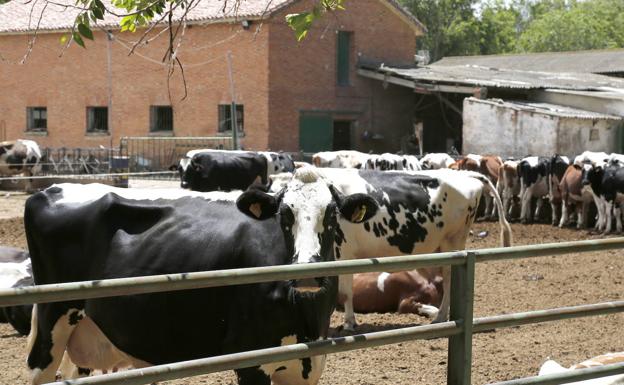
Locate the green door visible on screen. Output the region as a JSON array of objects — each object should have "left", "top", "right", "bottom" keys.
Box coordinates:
[{"left": 299, "top": 114, "right": 333, "bottom": 153}]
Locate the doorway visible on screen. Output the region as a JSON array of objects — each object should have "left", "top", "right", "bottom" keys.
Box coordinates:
[{"left": 332, "top": 120, "right": 352, "bottom": 150}]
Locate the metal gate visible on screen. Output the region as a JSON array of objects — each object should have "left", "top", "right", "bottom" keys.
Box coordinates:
[{"left": 119, "top": 136, "right": 234, "bottom": 178}]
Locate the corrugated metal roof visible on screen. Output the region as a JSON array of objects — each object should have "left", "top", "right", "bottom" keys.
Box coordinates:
[
  {"left": 435, "top": 49, "right": 624, "bottom": 74},
  {"left": 359, "top": 63, "right": 624, "bottom": 91},
  {"left": 0, "top": 0, "right": 425, "bottom": 34},
  {"left": 465, "top": 97, "right": 622, "bottom": 121}
]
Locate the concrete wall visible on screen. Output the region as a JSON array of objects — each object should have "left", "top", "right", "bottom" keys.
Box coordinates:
[{"left": 463, "top": 98, "right": 623, "bottom": 158}]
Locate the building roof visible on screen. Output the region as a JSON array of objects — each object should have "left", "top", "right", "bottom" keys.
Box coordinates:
[
  {"left": 434, "top": 49, "right": 624, "bottom": 75},
  {"left": 357, "top": 63, "right": 624, "bottom": 92},
  {"left": 465, "top": 97, "right": 622, "bottom": 121},
  {"left": 0, "top": 0, "right": 425, "bottom": 35}
]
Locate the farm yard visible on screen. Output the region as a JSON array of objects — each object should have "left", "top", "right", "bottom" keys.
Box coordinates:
[{"left": 0, "top": 185, "right": 622, "bottom": 385}]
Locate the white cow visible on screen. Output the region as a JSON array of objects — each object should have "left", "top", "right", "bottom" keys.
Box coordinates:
[
  {"left": 312, "top": 150, "right": 370, "bottom": 169},
  {"left": 539, "top": 352, "right": 624, "bottom": 384},
  {"left": 574, "top": 151, "right": 609, "bottom": 231},
  {"left": 420, "top": 153, "right": 455, "bottom": 170}
]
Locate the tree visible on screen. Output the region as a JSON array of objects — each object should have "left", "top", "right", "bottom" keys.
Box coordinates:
[
  {"left": 516, "top": 0, "right": 624, "bottom": 52},
  {"left": 401, "top": 0, "right": 481, "bottom": 62},
  {"left": 478, "top": 1, "right": 521, "bottom": 55}
]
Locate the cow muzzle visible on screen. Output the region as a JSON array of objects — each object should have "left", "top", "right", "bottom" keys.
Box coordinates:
[{"left": 293, "top": 277, "right": 323, "bottom": 294}]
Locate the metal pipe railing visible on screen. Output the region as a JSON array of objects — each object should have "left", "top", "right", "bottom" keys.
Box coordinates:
[
  {"left": 5, "top": 237, "right": 624, "bottom": 307},
  {"left": 46, "top": 321, "right": 462, "bottom": 385}
]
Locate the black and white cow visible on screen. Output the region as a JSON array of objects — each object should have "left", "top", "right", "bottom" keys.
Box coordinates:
[
  {"left": 364, "top": 153, "right": 422, "bottom": 171},
  {"left": 312, "top": 150, "right": 370, "bottom": 169},
  {"left": 0, "top": 246, "right": 33, "bottom": 336},
  {"left": 270, "top": 167, "right": 512, "bottom": 330},
  {"left": 518, "top": 156, "right": 550, "bottom": 223},
  {"left": 582, "top": 163, "right": 624, "bottom": 233},
  {"left": 575, "top": 151, "right": 609, "bottom": 231},
  {"left": 0, "top": 139, "right": 42, "bottom": 192},
  {"left": 548, "top": 155, "right": 570, "bottom": 226},
  {"left": 25, "top": 175, "right": 376, "bottom": 384},
  {"left": 420, "top": 153, "right": 455, "bottom": 170},
  {"left": 177, "top": 149, "right": 295, "bottom": 192}
]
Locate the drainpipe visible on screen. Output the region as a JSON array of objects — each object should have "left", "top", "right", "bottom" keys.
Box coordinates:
[{"left": 106, "top": 30, "right": 114, "bottom": 154}]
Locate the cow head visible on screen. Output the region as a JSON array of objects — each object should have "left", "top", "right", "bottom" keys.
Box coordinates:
[{"left": 237, "top": 167, "right": 378, "bottom": 289}]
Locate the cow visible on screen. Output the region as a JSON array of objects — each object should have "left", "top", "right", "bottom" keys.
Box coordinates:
[
  {"left": 0, "top": 139, "right": 42, "bottom": 192},
  {"left": 24, "top": 173, "right": 377, "bottom": 384},
  {"left": 0, "top": 246, "right": 33, "bottom": 336},
  {"left": 497, "top": 160, "right": 520, "bottom": 220},
  {"left": 311, "top": 150, "right": 370, "bottom": 169},
  {"left": 574, "top": 151, "right": 610, "bottom": 231},
  {"left": 420, "top": 153, "right": 455, "bottom": 170},
  {"left": 539, "top": 352, "right": 624, "bottom": 384},
  {"left": 364, "top": 154, "right": 422, "bottom": 171},
  {"left": 339, "top": 271, "right": 442, "bottom": 318},
  {"left": 177, "top": 149, "right": 295, "bottom": 192},
  {"left": 558, "top": 164, "right": 594, "bottom": 229},
  {"left": 271, "top": 167, "right": 512, "bottom": 330},
  {"left": 517, "top": 156, "right": 551, "bottom": 223},
  {"left": 455, "top": 154, "right": 503, "bottom": 220},
  {"left": 583, "top": 163, "right": 624, "bottom": 233},
  {"left": 548, "top": 155, "right": 570, "bottom": 226}
]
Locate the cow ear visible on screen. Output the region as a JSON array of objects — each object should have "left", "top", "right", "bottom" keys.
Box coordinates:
[
  {"left": 328, "top": 185, "right": 378, "bottom": 223},
  {"left": 237, "top": 189, "right": 283, "bottom": 220}
]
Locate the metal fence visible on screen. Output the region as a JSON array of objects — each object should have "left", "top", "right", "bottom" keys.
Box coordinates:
[
  {"left": 2, "top": 238, "right": 624, "bottom": 385},
  {"left": 40, "top": 147, "right": 119, "bottom": 175},
  {"left": 119, "top": 136, "right": 234, "bottom": 178}
]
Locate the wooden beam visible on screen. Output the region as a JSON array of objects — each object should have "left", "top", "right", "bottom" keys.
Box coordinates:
[{"left": 357, "top": 69, "right": 483, "bottom": 95}]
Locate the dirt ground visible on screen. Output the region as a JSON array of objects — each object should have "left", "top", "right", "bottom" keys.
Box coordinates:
[{"left": 0, "top": 189, "right": 622, "bottom": 385}]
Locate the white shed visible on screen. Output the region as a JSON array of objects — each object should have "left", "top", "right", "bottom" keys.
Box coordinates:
[{"left": 462, "top": 97, "right": 623, "bottom": 158}]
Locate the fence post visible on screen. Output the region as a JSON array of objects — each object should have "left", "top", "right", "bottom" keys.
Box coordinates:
[{"left": 447, "top": 251, "right": 475, "bottom": 385}]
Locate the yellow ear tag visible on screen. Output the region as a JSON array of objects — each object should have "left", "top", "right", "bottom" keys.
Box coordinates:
[
  {"left": 249, "top": 203, "right": 262, "bottom": 218},
  {"left": 351, "top": 205, "right": 367, "bottom": 222}
]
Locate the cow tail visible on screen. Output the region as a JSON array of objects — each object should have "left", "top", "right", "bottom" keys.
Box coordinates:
[{"left": 471, "top": 173, "right": 513, "bottom": 247}]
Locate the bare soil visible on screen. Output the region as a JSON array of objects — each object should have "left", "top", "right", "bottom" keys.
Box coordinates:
[{"left": 0, "top": 191, "right": 622, "bottom": 385}]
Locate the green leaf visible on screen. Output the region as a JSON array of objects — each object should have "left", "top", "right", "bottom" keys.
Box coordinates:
[
  {"left": 92, "top": 6, "right": 104, "bottom": 20},
  {"left": 78, "top": 23, "right": 94, "bottom": 40},
  {"left": 60, "top": 34, "right": 69, "bottom": 45},
  {"left": 73, "top": 32, "right": 85, "bottom": 48}
]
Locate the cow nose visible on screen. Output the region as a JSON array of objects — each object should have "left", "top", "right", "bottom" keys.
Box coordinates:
[{"left": 294, "top": 277, "right": 322, "bottom": 294}]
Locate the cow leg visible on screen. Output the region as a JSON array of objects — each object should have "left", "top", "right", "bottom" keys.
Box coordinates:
[
  {"left": 559, "top": 200, "right": 568, "bottom": 228},
  {"left": 28, "top": 305, "right": 84, "bottom": 385},
  {"left": 520, "top": 187, "right": 532, "bottom": 223},
  {"left": 604, "top": 201, "right": 614, "bottom": 234},
  {"left": 339, "top": 274, "right": 357, "bottom": 331},
  {"left": 550, "top": 199, "right": 559, "bottom": 226},
  {"left": 236, "top": 367, "right": 271, "bottom": 385},
  {"left": 578, "top": 201, "right": 588, "bottom": 229},
  {"left": 433, "top": 266, "right": 451, "bottom": 323},
  {"left": 534, "top": 197, "right": 544, "bottom": 222},
  {"left": 594, "top": 195, "right": 606, "bottom": 231},
  {"left": 616, "top": 204, "right": 623, "bottom": 233}
]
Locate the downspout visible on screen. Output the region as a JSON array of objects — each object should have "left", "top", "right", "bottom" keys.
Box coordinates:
[{"left": 106, "top": 30, "right": 114, "bottom": 152}]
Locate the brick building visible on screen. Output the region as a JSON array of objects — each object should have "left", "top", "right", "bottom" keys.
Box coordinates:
[{"left": 0, "top": 0, "right": 424, "bottom": 153}]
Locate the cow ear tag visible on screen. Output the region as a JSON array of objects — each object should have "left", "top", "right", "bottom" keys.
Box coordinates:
[
  {"left": 249, "top": 203, "right": 263, "bottom": 219},
  {"left": 351, "top": 205, "right": 367, "bottom": 222}
]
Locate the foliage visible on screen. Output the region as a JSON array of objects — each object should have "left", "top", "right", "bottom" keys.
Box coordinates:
[{"left": 403, "top": 0, "right": 481, "bottom": 62}]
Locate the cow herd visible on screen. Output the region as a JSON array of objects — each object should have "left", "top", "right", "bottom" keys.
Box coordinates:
[
  {"left": 0, "top": 145, "right": 620, "bottom": 384},
  {"left": 309, "top": 149, "right": 624, "bottom": 236}
]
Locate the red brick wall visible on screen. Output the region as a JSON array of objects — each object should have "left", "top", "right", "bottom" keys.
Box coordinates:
[
  {"left": 0, "top": 23, "right": 271, "bottom": 150},
  {"left": 267, "top": 0, "right": 419, "bottom": 152},
  {"left": 0, "top": 0, "right": 419, "bottom": 154}
]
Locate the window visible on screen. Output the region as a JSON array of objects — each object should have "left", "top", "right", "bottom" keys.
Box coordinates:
[
  {"left": 337, "top": 31, "right": 352, "bottom": 86},
  {"left": 150, "top": 106, "right": 173, "bottom": 132},
  {"left": 218, "top": 104, "right": 244, "bottom": 133},
  {"left": 27, "top": 107, "right": 47, "bottom": 131},
  {"left": 86, "top": 107, "right": 108, "bottom": 133}
]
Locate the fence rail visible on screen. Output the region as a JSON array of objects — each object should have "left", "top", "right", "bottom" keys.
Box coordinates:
[{"left": 5, "top": 238, "right": 623, "bottom": 385}]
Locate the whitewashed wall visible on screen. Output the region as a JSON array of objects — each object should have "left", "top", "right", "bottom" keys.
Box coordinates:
[{"left": 462, "top": 98, "right": 622, "bottom": 158}]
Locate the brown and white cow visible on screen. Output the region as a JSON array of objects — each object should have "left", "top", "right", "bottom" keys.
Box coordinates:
[
  {"left": 497, "top": 160, "right": 520, "bottom": 220},
  {"left": 455, "top": 154, "right": 503, "bottom": 219},
  {"left": 338, "top": 271, "right": 443, "bottom": 318},
  {"left": 558, "top": 164, "right": 594, "bottom": 228}
]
